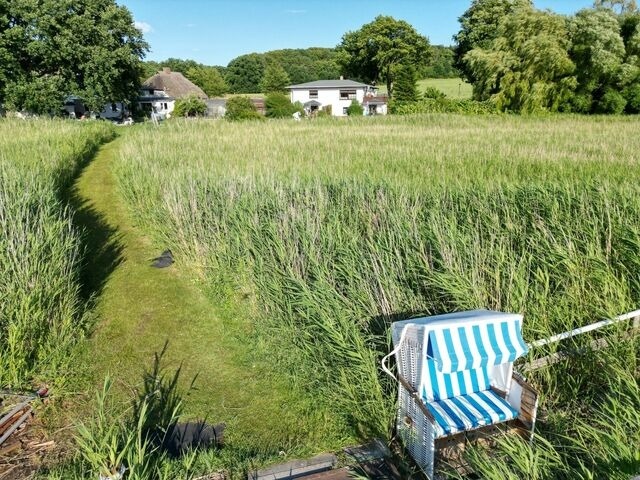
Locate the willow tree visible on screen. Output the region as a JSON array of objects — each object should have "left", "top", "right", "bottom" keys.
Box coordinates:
[
  {"left": 465, "top": 8, "right": 576, "bottom": 112},
  {"left": 453, "top": 0, "right": 533, "bottom": 83}
]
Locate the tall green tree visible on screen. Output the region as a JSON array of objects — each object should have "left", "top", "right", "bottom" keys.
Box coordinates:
[
  {"left": 569, "top": 8, "right": 627, "bottom": 112},
  {"left": 393, "top": 65, "right": 419, "bottom": 103},
  {"left": 259, "top": 63, "right": 291, "bottom": 93},
  {"left": 336, "top": 15, "right": 430, "bottom": 97},
  {"left": 423, "top": 46, "right": 459, "bottom": 78},
  {"left": 225, "top": 53, "right": 265, "bottom": 93},
  {"left": 263, "top": 48, "right": 340, "bottom": 84},
  {"left": 0, "top": 0, "right": 148, "bottom": 113},
  {"left": 465, "top": 8, "right": 576, "bottom": 112},
  {"left": 453, "top": 0, "right": 533, "bottom": 83},
  {"left": 186, "top": 66, "right": 227, "bottom": 97}
]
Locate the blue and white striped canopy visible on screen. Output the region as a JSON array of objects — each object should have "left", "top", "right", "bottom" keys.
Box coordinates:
[{"left": 427, "top": 318, "right": 528, "bottom": 374}]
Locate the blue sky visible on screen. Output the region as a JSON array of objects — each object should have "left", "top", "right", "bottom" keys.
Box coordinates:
[{"left": 121, "top": 0, "right": 594, "bottom": 66}]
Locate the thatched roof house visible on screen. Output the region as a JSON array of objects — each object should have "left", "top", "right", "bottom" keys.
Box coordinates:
[{"left": 142, "top": 67, "right": 207, "bottom": 99}]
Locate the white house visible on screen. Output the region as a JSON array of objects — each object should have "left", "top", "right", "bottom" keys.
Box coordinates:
[
  {"left": 287, "top": 79, "right": 388, "bottom": 117},
  {"left": 138, "top": 67, "right": 207, "bottom": 119},
  {"left": 63, "top": 95, "right": 128, "bottom": 121}
]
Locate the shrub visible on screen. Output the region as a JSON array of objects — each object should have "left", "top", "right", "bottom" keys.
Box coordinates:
[
  {"left": 265, "top": 93, "right": 297, "bottom": 118},
  {"left": 623, "top": 83, "right": 640, "bottom": 113},
  {"left": 172, "top": 95, "right": 207, "bottom": 118},
  {"left": 423, "top": 86, "right": 447, "bottom": 100},
  {"left": 567, "top": 93, "right": 593, "bottom": 113},
  {"left": 225, "top": 96, "right": 262, "bottom": 121},
  {"left": 595, "top": 89, "right": 626, "bottom": 114},
  {"left": 346, "top": 99, "right": 363, "bottom": 116},
  {"left": 391, "top": 97, "right": 497, "bottom": 115}
]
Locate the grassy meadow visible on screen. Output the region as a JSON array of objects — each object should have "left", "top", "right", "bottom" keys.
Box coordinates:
[
  {"left": 111, "top": 115, "right": 639, "bottom": 478},
  {"left": 0, "top": 119, "right": 113, "bottom": 386},
  {"left": 1, "top": 114, "right": 638, "bottom": 479},
  {"left": 377, "top": 77, "right": 473, "bottom": 99}
]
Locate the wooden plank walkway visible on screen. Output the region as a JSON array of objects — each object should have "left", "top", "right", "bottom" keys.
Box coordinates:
[{"left": 298, "top": 468, "right": 352, "bottom": 480}]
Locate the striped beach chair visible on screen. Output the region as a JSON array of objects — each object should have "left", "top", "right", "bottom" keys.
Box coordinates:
[{"left": 382, "top": 310, "right": 538, "bottom": 478}]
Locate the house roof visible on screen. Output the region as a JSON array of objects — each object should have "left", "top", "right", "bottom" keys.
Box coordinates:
[
  {"left": 287, "top": 79, "right": 372, "bottom": 89},
  {"left": 142, "top": 67, "right": 207, "bottom": 100}
]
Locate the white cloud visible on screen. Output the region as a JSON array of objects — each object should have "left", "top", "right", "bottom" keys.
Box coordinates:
[
  {"left": 134, "top": 21, "right": 153, "bottom": 34},
  {"left": 284, "top": 9, "right": 306, "bottom": 14},
  {"left": 185, "top": 23, "right": 196, "bottom": 28}
]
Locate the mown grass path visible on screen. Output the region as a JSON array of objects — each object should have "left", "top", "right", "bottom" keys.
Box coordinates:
[{"left": 71, "top": 130, "right": 345, "bottom": 468}]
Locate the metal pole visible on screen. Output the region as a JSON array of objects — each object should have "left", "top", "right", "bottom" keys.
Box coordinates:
[{"left": 528, "top": 309, "right": 640, "bottom": 349}]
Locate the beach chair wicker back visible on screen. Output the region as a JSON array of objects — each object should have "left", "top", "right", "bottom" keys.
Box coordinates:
[{"left": 387, "top": 310, "right": 531, "bottom": 478}]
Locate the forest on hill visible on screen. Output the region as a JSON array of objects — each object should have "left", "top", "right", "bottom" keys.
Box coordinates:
[{"left": 142, "top": 45, "right": 459, "bottom": 95}]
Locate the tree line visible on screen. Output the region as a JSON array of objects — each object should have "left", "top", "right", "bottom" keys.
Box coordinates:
[
  {"left": 145, "top": 44, "right": 458, "bottom": 97},
  {"left": 4, "top": 0, "right": 637, "bottom": 115}
]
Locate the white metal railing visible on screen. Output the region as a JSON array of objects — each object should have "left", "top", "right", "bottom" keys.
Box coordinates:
[
  {"left": 523, "top": 309, "right": 640, "bottom": 372},
  {"left": 528, "top": 309, "right": 640, "bottom": 349}
]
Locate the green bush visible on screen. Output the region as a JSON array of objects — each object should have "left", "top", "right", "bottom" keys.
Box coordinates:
[
  {"left": 595, "top": 89, "right": 627, "bottom": 114},
  {"left": 423, "top": 86, "right": 447, "bottom": 100},
  {"left": 265, "top": 93, "right": 298, "bottom": 118},
  {"left": 567, "top": 93, "right": 593, "bottom": 113},
  {"left": 172, "top": 95, "right": 207, "bottom": 118},
  {"left": 623, "top": 83, "right": 640, "bottom": 113},
  {"left": 346, "top": 99, "right": 363, "bottom": 116},
  {"left": 391, "top": 97, "right": 497, "bottom": 115},
  {"left": 225, "top": 96, "right": 263, "bottom": 121}
]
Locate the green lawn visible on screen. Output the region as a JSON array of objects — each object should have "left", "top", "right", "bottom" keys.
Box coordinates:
[
  {"left": 418, "top": 78, "right": 472, "bottom": 98},
  {"left": 377, "top": 77, "right": 472, "bottom": 99}
]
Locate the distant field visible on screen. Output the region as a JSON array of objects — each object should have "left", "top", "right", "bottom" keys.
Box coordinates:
[
  {"left": 377, "top": 77, "right": 473, "bottom": 99},
  {"left": 419, "top": 77, "right": 472, "bottom": 98}
]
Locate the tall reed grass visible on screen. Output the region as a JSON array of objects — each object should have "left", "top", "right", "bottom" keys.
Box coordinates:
[
  {"left": 115, "top": 116, "right": 639, "bottom": 476},
  {"left": 0, "top": 119, "right": 113, "bottom": 386}
]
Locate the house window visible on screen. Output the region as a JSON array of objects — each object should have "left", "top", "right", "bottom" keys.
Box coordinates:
[
  {"left": 164, "top": 103, "right": 168, "bottom": 110},
  {"left": 309, "top": 89, "right": 318, "bottom": 99},
  {"left": 340, "top": 89, "right": 357, "bottom": 100},
  {"left": 343, "top": 107, "right": 348, "bottom": 115}
]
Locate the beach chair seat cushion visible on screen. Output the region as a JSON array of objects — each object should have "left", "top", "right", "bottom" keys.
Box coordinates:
[{"left": 427, "top": 389, "right": 519, "bottom": 438}]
